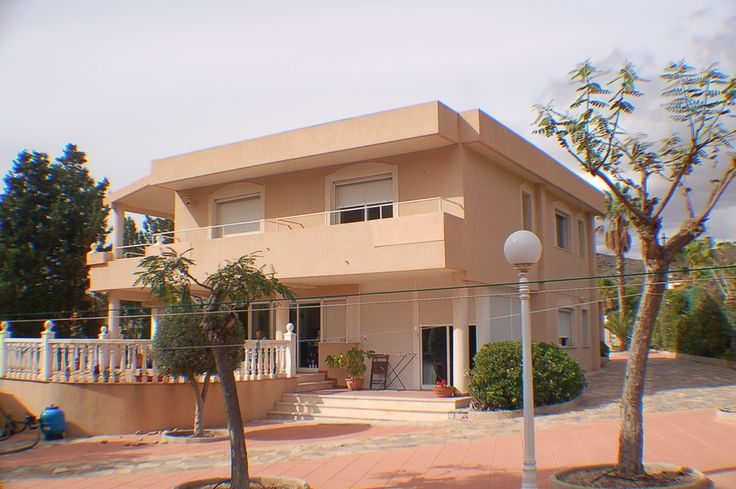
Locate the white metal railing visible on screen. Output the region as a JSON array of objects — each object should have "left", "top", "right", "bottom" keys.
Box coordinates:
[
  {"left": 114, "top": 197, "right": 464, "bottom": 257},
  {"left": 0, "top": 321, "right": 297, "bottom": 384}
]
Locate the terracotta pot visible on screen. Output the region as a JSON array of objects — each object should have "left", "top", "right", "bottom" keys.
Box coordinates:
[
  {"left": 346, "top": 378, "right": 364, "bottom": 390},
  {"left": 433, "top": 386, "right": 455, "bottom": 397}
]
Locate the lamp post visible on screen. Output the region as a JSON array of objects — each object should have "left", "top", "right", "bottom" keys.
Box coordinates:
[{"left": 503, "top": 230, "right": 543, "bottom": 489}]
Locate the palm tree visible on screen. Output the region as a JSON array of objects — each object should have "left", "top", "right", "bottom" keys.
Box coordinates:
[{"left": 599, "top": 191, "right": 633, "bottom": 348}]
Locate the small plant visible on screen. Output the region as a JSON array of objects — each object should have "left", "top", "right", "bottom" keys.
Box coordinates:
[
  {"left": 433, "top": 378, "right": 454, "bottom": 397},
  {"left": 435, "top": 379, "right": 448, "bottom": 388},
  {"left": 326, "top": 347, "right": 375, "bottom": 379}
]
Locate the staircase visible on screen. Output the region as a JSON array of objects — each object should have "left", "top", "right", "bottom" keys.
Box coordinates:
[{"left": 268, "top": 388, "right": 472, "bottom": 422}]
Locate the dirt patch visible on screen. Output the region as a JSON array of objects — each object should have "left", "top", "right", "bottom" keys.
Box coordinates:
[
  {"left": 175, "top": 476, "right": 309, "bottom": 489},
  {"left": 554, "top": 464, "right": 710, "bottom": 488}
]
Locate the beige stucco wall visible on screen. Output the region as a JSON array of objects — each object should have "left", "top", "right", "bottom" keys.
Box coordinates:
[{"left": 0, "top": 377, "right": 297, "bottom": 436}]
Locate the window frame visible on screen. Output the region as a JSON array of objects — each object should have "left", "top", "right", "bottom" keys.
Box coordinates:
[
  {"left": 577, "top": 217, "right": 587, "bottom": 257},
  {"left": 208, "top": 182, "right": 265, "bottom": 239},
  {"left": 325, "top": 162, "right": 398, "bottom": 226},
  {"left": 554, "top": 208, "right": 572, "bottom": 251},
  {"left": 581, "top": 308, "right": 591, "bottom": 348},
  {"left": 520, "top": 186, "right": 535, "bottom": 232},
  {"left": 557, "top": 307, "right": 574, "bottom": 348}
]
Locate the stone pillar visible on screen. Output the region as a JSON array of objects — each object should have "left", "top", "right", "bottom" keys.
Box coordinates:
[
  {"left": 111, "top": 205, "right": 125, "bottom": 259},
  {"left": 108, "top": 295, "right": 121, "bottom": 338},
  {"left": 150, "top": 307, "right": 160, "bottom": 339},
  {"left": 475, "top": 287, "right": 492, "bottom": 348},
  {"left": 41, "top": 320, "right": 55, "bottom": 381},
  {"left": 274, "top": 301, "right": 290, "bottom": 339},
  {"left": 0, "top": 321, "right": 10, "bottom": 378},
  {"left": 452, "top": 289, "right": 469, "bottom": 393}
]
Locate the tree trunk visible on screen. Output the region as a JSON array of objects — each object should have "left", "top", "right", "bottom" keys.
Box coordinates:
[
  {"left": 617, "top": 263, "right": 668, "bottom": 475},
  {"left": 212, "top": 344, "right": 250, "bottom": 489},
  {"left": 615, "top": 251, "right": 629, "bottom": 350},
  {"left": 189, "top": 378, "right": 204, "bottom": 437}
]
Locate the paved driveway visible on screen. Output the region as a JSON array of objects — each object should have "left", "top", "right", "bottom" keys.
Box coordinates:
[{"left": 2, "top": 352, "right": 735, "bottom": 488}]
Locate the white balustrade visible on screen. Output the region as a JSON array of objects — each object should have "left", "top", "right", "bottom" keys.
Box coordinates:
[{"left": 0, "top": 322, "right": 297, "bottom": 384}]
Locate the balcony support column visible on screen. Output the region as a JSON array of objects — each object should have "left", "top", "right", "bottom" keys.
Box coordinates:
[
  {"left": 150, "top": 307, "right": 160, "bottom": 339},
  {"left": 452, "top": 289, "right": 469, "bottom": 394},
  {"left": 274, "top": 301, "right": 290, "bottom": 339},
  {"left": 475, "top": 288, "right": 492, "bottom": 347},
  {"left": 107, "top": 295, "right": 121, "bottom": 339},
  {"left": 111, "top": 205, "right": 125, "bottom": 259}
]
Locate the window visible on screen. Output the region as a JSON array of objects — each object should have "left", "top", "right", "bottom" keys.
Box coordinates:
[
  {"left": 214, "top": 194, "right": 262, "bottom": 237},
  {"left": 555, "top": 210, "right": 571, "bottom": 250},
  {"left": 334, "top": 175, "right": 393, "bottom": 224},
  {"left": 521, "top": 191, "right": 534, "bottom": 231},
  {"left": 250, "top": 303, "right": 271, "bottom": 339},
  {"left": 558, "top": 308, "right": 573, "bottom": 347},
  {"left": 578, "top": 219, "right": 587, "bottom": 256},
  {"left": 581, "top": 309, "right": 590, "bottom": 347}
]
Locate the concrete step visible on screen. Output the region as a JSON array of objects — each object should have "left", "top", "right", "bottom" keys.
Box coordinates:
[
  {"left": 295, "top": 380, "right": 335, "bottom": 392},
  {"left": 281, "top": 392, "right": 470, "bottom": 411},
  {"left": 296, "top": 372, "right": 328, "bottom": 383},
  {"left": 267, "top": 406, "right": 454, "bottom": 422}
]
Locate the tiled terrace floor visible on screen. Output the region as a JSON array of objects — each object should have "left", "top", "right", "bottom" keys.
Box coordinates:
[{"left": 2, "top": 352, "right": 736, "bottom": 488}]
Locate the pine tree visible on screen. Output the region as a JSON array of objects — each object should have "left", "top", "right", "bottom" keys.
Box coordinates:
[{"left": 0, "top": 145, "right": 109, "bottom": 336}]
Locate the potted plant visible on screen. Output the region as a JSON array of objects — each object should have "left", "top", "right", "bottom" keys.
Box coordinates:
[
  {"left": 325, "top": 347, "right": 374, "bottom": 390},
  {"left": 433, "top": 379, "right": 455, "bottom": 397}
]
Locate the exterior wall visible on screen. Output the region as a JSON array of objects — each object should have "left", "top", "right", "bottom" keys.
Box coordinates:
[{"left": 0, "top": 377, "right": 297, "bottom": 436}]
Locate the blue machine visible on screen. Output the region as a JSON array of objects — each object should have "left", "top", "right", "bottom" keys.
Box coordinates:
[{"left": 39, "top": 405, "right": 66, "bottom": 440}]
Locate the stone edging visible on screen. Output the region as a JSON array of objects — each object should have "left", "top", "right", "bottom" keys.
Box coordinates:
[
  {"left": 161, "top": 429, "right": 229, "bottom": 444},
  {"left": 660, "top": 350, "right": 736, "bottom": 370},
  {"left": 452, "top": 393, "right": 584, "bottom": 421},
  {"left": 550, "top": 463, "right": 711, "bottom": 489}
]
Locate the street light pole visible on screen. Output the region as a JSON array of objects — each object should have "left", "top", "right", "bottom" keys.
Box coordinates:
[{"left": 503, "top": 230, "right": 542, "bottom": 489}]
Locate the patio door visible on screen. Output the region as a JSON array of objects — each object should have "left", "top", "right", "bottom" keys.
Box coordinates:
[
  {"left": 421, "top": 326, "right": 452, "bottom": 387},
  {"left": 290, "top": 302, "right": 321, "bottom": 369}
]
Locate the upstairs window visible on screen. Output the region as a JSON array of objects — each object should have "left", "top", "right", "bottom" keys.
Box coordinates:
[
  {"left": 558, "top": 308, "right": 574, "bottom": 347},
  {"left": 334, "top": 175, "right": 393, "bottom": 224},
  {"left": 578, "top": 219, "right": 587, "bottom": 256},
  {"left": 521, "top": 191, "right": 534, "bottom": 232},
  {"left": 555, "top": 210, "right": 571, "bottom": 250},
  {"left": 214, "top": 194, "right": 262, "bottom": 237}
]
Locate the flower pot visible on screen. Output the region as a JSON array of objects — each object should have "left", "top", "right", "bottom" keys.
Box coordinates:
[
  {"left": 433, "top": 386, "right": 455, "bottom": 397},
  {"left": 346, "top": 378, "right": 364, "bottom": 390}
]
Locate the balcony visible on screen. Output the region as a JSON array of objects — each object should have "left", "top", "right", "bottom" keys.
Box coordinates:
[{"left": 88, "top": 197, "right": 466, "bottom": 290}]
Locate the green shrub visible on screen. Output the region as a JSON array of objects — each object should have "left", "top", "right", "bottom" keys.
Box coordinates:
[
  {"left": 469, "top": 341, "right": 586, "bottom": 411},
  {"left": 153, "top": 308, "right": 245, "bottom": 379},
  {"left": 653, "top": 287, "right": 732, "bottom": 358}
]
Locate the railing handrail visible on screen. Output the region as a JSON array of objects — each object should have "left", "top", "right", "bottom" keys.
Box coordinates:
[{"left": 114, "top": 196, "right": 463, "bottom": 250}]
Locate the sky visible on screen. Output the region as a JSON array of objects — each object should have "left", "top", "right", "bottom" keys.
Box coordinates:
[{"left": 1, "top": 0, "right": 735, "bottom": 255}]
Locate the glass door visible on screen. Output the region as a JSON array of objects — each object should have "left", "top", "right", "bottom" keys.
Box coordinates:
[
  {"left": 290, "top": 302, "right": 321, "bottom": 369},
  {"left": 421, "top": 326, "right": 452, "bottom": 387}
]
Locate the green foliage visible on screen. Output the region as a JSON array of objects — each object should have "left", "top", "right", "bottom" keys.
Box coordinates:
[
  {"left": 0, "top": 145, "right": 109, "bottom": 336},
  {"left": 153, "top": 307, "right": 244, "bottom": 379},
  {"left": 653, "top": 288, "right": 732, "bottom": 358},
  {"left": 605, "top": 313, "right": 635, "bottom": 351},
  {"left": 325, "top": 347, "right": 375, "bottom": 379},
  {"left": 469, "top": 341, "right": 586, "bottom": 411}
]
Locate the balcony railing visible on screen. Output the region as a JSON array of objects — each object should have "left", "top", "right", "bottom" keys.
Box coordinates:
[
  {"left": 116, "top": 197, "right": 463, "bottom": 258},
  {"left": 0, "top": 321, "right": 297, "bottom": 384}
]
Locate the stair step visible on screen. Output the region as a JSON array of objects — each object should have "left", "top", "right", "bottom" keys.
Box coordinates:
[
  {"left": 267, "top": 407, "right": 453, "bottom": 422},
  {"left": 281, "top": 392, "right": 471, "bottom": 411},
  {"left": 295, "top": 380, "right": 335, "bottom": 392},
  {"left": 296, "top": 372, "right": 327, "bottom": 383}
]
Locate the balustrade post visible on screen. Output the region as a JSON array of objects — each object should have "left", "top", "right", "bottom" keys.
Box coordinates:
[
  {"left": 0, "top": 321, "right": 10, "bottom": 378},
  {"left": 41, "top": 320, "right": 55, "bottom": 381},
  {"left": 284, "top": 322, "right": 297, "bottom": 378},
  {"left": 98, "top": 326, "right": 109, "bottom": 381}
]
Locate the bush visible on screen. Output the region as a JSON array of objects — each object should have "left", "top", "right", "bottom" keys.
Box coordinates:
[
  {"left": 469, "top": 341, "right": 586, "bottom": 411},
  {"left": 153, "top": 308, "right": 245, "bottom": 379},
  {"left": 653, "top": 288, "right": 732, "bottom": 358}
]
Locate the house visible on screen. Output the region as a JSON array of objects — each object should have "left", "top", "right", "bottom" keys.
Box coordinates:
[{"left": 87, "top": 101, "right": 605, "bottom": 393}]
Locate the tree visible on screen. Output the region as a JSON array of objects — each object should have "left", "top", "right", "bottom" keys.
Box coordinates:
[
  {"left": 0, "top": 145, "right": 109, "bottom": 336},
  {"left": 123, "top": 215, "right": 174, "bottom": 257},
  {"left": 153, "top": 308, "right": 245, "bottom": 436},
  {"left": 135, "top": 248, "right": 292, "bottom": 489},
  {"left": 602, "top": 192, "right": 633, "bottom": 330},
  {"left": 682, "top": 237, "right": 735, "bottom": 321},
  {"left": 535, "top": 61, "right": 735, "bottom": 476}
]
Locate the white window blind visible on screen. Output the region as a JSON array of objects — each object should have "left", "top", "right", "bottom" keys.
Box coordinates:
[
  {"left": 215, "top": 195, "right": 261, "bottom": 237},
  {"left": 581, "top": 309, "right": 590, "bottom": 347},
  {"left": 558, "top": 309, "right": 573, "bottom": 347},
  {"left": 335, "top": 176, "right": 392, "bottom": 209}
]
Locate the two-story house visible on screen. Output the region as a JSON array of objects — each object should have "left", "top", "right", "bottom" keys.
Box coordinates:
[{"left": 87, "top": 101, "right": 605, "bottom": 392}]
